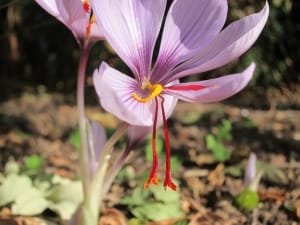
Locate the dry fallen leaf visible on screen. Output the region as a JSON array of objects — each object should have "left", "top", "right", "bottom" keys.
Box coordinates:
[
  {"left": 208, "top": 164, "right": 225, "bottom": 188},
  {"left": 188, "top": 212, "right": 224, "bottom": 225},
  {"left": 259, "top": 188, "right": 286, "bottom": 206},
  {"left": 148, "top": 218, "right": 183, "bottom": 225},
  {"left": 99, "top": 208, "right": 127, "bottom": 225}
]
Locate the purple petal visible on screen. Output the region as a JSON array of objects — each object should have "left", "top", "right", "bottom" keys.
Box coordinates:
[
  {"left": 35, "top": 0, "right": 62, "bottom": 21},
  {"left": 90, "top": 121, "right": 107, "bottom": 160},
  {"left": 56, "top": 0, "right": 88, "bottom": 39},
  {"left": 127, "top": 125, "right": 151, "bottom": 149},
  {"left": 87, "top": 121, "right": 107, "bottom": 178},
  {"left": 245, "top": 153, "right": 257, "bottom": 186},
  {"left": 36, "top": 0, "right": 104, "bottom": 43},
  {"left": 91, "top": 0, "right": 166, "bottom": 80},
  {"left": 167, "top": 2, "right": 269, "bottom": 82},
  {"left": 164, "top": 63, "right": 255, "bottom": 103},
  {"left": 93, "top": 62, "right": 154, "bottom": 126},
  {"left": 151, "top": 0, "right": 228, "bottom": 83}
]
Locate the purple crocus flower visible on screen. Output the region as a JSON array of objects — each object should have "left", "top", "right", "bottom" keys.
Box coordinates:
[
  {"left": 35, "top": 0, "right": 104, "bottom": 45},
  {"left": 245, "top": 153, "right": 257, "bottom": 187},
  {"left": 91, "top": 0, "right": 269, "bottom": 190}
]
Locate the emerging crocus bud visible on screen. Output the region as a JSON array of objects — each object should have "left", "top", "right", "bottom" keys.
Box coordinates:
[{"left": 236, "top": 153, "right": 263, "bottom": 211}]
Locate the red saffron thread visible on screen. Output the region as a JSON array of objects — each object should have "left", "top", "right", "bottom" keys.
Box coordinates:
[
  {"left": 160, "top": 96, "right": 177, "bottom": 191},
  {"left": 83, "top": 2, "right": 90, "bottom": 13},
  {"left": 165, "top": 84, "right": 207, "bottom": 91},
  {"left": 85, "top": 21, "right": 92, "bottom": 39},
  {"left": 144, "top": 97, "right": 159, "bottom": 188}
]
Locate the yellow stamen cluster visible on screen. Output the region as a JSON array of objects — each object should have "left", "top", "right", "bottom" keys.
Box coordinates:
[{"left": 132, "top": 82, "right": 163, "bottom": 103}]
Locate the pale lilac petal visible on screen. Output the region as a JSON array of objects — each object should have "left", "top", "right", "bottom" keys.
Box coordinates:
[
  {"left": 151, "top": 0, "right": 227, "bottom": 83},
  {"left": 87, "top": 121, "right": 107, "bottom": 179},
  {"left": 90, "top": 22, "right": 105, "bottom": 42},
  {"left": 245, "top": 153, "right": 257, "bottom": 186},
  {"left": 56, "top": 0, "right": 88, "bottom": 40},
  {"left": 36, "top": 0, "right": 103, "bottom": 43},
  {"left": 164, "top": 63, "right": 255, "bottom": 103},
  {"left": 93, "top": 62, "right": 154, "bottom": 126},
  {"left": 127, "top": 125, "right": 151, "bottom": 148},
  {"left": 167, "top": 2, "right": 269, "bottom": 83},
  {"left": 91, "top": 0, "right": 166, "bottom": 81},
  {"left": 35, "top": 0, "right": 61, "bottom": 20},
  {"left": 90, "top": 121, "right": 107, "bottom": 160}
]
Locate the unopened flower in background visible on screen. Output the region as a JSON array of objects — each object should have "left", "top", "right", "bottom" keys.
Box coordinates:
[
  {"left": 91, "top": 0, "right": 269, "bottom": 191},
  {"left": 35, "top": 0, "right": 104, "bottom": 46},
  {"left": 236, "top": 153, "right": 264, "bottom": 211}
]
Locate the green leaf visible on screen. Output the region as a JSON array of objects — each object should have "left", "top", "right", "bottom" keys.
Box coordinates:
[
  {"left": 235, "top": 189, "right": 259, "bottom": 212},
  {"left": 171, "top": 156, "right": 182, "bottom": 173},
  {"left": 225, "top": 166, "right": 243, "bottom": 177},
  {"left": 4, "top": 160, "right": 20, "bottom": 175},
  {"left": 46, "top": 176, "right": 83, "bottom": 220},
  {"left": 150, "top": 185, "right": 180, "bottom": 203},
  {"left": 173, "top": 220, "right": 189, "bottom": 225},
  {"left": 217, "top": 119, "right": 232, "bottom": 141},
  {"left": 47, "top": 176, "right": 83, "bottom": 203},
  {"left": 206, "top": 135, "right": 231, "bottom": 162},
  {"left": 48, "top": 201, "right": 79, "bottom": 220},
  {"left": 120, "top": 187, "right": 149, "bottom": 206},
  {"left": 128, "top": 218, "right": 147, "bottom": 225},
  {"left": 145, "top": 134, "right": 163, "bottom": 162},
  {"left": 24, "top": 155, "right": 44, "bottom": 172},
  {"left": 132, "top": 202, "right": 183, "bottom": 221},
  {"left": 180, "top": 112, "right": 201, "bottom": 125},
  {"left": 212, "top": 144, "right": 231, "bottom": 162},
  {"left": 241, "top": 117, "right": 255, "bottom": 128},
  {"left": 259, "top": 162, "right": 287, "bottom": 184},
  {"left": 69, "top": 128, "right": 81, "bottom": 150},
  {"left": 12, "top": 187, "right": 48, "bottom": 215},
  {"left": 206, "top": 134, "right": 217, "bottom": 150},
  {"left": 0, "top": 174, "right": 32, "bottom": 206}
]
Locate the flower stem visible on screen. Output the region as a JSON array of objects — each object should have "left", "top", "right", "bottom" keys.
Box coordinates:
[
  {"left": 83, "top": 122, "right": 128, "bottom": 224},
  {"left": 101, "top": 146, "right": 132, "bottom": 197},
  {"left": 76, "top": 44, "right": 92, "bottom": 199}
]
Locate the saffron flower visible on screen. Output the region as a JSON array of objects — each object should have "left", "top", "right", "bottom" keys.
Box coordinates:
[
  {"left": 92, "top": 0, "right": 269, "bottom": 190},
  {"left": 35, "top": 0, "right": 104, "bottom": 45}
]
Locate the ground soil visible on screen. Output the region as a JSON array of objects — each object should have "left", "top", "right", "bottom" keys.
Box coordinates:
[{"left": 0, "top": 88, "right": 299, "bottom": 225}]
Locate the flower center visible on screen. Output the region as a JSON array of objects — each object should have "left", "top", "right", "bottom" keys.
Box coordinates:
[{"left": 131, "top": 82, "right": 163, "bottom": 103}]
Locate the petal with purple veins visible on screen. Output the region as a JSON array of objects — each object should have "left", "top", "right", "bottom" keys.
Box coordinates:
[
  {"left": 167, "top": 2, "right": 269, "bottom": 82},
  {"left": 151, "top": 0, "right": 228, "bottom": 83},
  {"left": 91, "top": 0, "right": 166, "bottom": 81},
  {"left": 93, "top": 62, "right": 155, "bottom": 127},
  {"left": 164, "top": 63, "right": 255, "bottom": 103}
]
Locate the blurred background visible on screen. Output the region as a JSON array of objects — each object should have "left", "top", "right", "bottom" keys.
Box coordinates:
[{"left": 0, "top": 0, "right": 300, "bottom": 224}]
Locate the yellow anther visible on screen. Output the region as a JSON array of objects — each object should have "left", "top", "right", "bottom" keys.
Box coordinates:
[{"left": 132, "top": 83, "right": 163, "bottom": 103}]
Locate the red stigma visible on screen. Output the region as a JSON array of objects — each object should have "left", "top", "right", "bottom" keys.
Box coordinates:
[
  {"left": 160, "top": 96, "right": 177, "bottom": 191},
  {"left": 85, "top": 21, "right": 92, "bottom": 38},
  {"left": 83, "top": 2, "right": 90, "bottom": 13},
  {"left": 165, "top": 84, "right": 207, "bottom": 91},
  {"left": 144, "top": 98, "right": 159, "bottom": 189}
]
